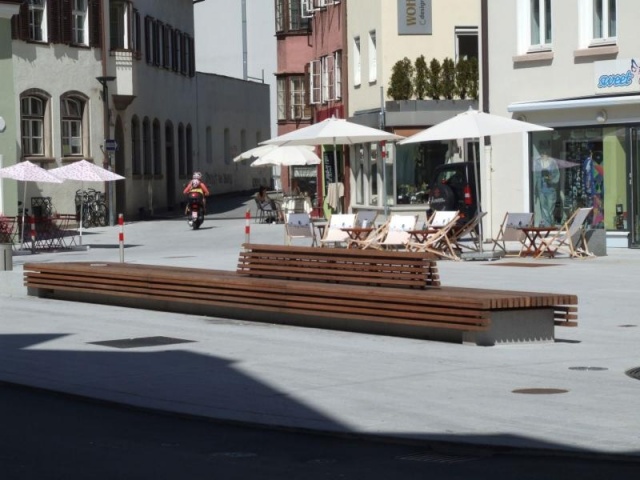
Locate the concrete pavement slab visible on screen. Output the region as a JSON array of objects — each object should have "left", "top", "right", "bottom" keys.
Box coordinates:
[{"left": 1, "top": 198, "right": 640, "bottom": 458}]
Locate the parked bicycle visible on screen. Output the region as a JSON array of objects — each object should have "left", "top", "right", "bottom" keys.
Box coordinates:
[{"left": 75, "top": 188, "right": 108, "bottom": 229}]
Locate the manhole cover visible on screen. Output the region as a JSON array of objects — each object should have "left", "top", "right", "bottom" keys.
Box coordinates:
[
  {"left": 625, "top": 367, "right": 640, "bottom": 381},
  {"left": 89, "top": 336, "right": 195, "bottom": 349},
  {"left": 396, "top": 452, "right": 482, "bottom": 464},
  {"left": 569, "top": 366, "right": 608, "bottom": 371},
  {"left": 489, "top": 262, "right": 559, "bottom": 267},
  {"left": 512, "top": 388, "right": 569, "bottom": 395}
]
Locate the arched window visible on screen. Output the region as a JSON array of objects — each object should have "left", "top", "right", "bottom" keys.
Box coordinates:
[
  {"left": 186, "top": 124, "right": 193, "bottom": 174},
  {"left": 142, "top": 117, "right": 151, "bottom": 175},
  {"left": 131, "top": 116, "right": 141, "bottom": 175},
  {"left": 153, "top": 119, "right": 162, "bottom": 175},
  {"left": 20, "top": 95, "right": 46, "bottom": 156},
  {"left": 178, "top": 123, "right": 185, "bottom": 176},
  {"left": 60, "top": 94, "right": 88, "bottom": 158}
]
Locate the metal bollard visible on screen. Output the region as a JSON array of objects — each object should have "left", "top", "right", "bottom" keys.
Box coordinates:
[
  {"left": 118, "top": 214, "right": 124, "bottom": 263},
  {"left": 245, "top": 209, "right": 251, "bottom": 245}
]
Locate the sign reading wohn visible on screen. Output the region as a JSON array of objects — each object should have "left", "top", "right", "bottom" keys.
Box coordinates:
[
  {"left": 398, "top": 0, "right": 432, "bottom": 35},
  {"left": 594, "top": 58, "right": 640, "bottom": 95}
]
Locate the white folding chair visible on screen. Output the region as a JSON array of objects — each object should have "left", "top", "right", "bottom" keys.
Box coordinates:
[
  {"left": 284, "top": 212, "right": 316, "bottom": 246},
  {"left": 491, "top": 212, "right": 534, "bottom": 255},
  {"left": 319, "top": 213, "right": 356, "bottom": 247},
  {"left": 536, "top": 207, "right": 594, "bottom": 258}
]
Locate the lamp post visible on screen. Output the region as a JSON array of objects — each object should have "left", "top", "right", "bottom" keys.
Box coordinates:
[{"left": 96, "top": 76, "right": 116, "bottom": 225}]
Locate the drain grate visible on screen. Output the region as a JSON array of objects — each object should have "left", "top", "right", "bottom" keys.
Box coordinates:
[
  {"left": 569, "top": 366, "right": 608, "bottom": 371},
  {"left": 512, "top": 388, "right": 569, "bottom": 395},
  {"left": 396, "top": 451, "right": 482, "bottom": 464},
  {"left": 89, "top": 336, "right": 195, "bottom": 349},
  {"left": 625, "top": 367, "right": 640, "bottom": 381}
]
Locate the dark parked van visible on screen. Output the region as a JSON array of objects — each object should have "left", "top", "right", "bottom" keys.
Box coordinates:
[{"left": 427, "top": 161, "right": 479, "bottom": 222}]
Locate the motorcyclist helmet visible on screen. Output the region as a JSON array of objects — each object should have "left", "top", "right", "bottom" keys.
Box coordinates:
[{"left": 192, "top": 172, "right": 202, "bottom": 180}]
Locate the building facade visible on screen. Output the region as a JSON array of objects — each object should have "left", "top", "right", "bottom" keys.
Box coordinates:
[
  {"left": 487, "top": 0, "right": 639, "bottom": 248},
  {"left": 2, "top": 0, "right": 269, "bottom": 221},
  {"left": 275, "top": 0, "right": 346, "bottom": 214},
  {"left": 347, "top": 0, "right": 480, "bottom": 214}
]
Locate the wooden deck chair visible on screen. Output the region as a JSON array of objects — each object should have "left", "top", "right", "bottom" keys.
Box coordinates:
[
  {"left": 428, "top": 210, "right": 459, "bottom": 227},
  {"left": 377, "top": 214, "right": 418, "bottom": 250},
  {"left": 491, "top": 212, "right": 534, "bottom": 255},
  {"left": 319, "top": 213, "right": 356, "bottom": 247},
  {"left": 407, "top": 211, "right": 461, "bottom": 260},
  {"left": 535, "top": 207, "right": 594, "bottom": 258},
  {"left": 355, "top": 209, "right": 378, "bottom": 227},
  {"left": 284, "top": 212, "right": 316, "bottom": 246},
  {"left": 347, "top": 219, "right": 390, "bottom": 249},
  {"left": 449, "top": 211, "right": 487, "bottom": 253}
]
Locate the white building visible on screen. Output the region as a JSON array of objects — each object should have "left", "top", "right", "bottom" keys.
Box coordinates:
[
  {"left": 487, "top": 0, "right": 639, "bottom": 249},
  {"left": 1, "top": 0, "right": 269, "bottom": 221}
]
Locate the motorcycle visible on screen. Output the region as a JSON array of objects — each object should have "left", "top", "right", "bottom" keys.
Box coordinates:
[{"left": 185, "top": 191, "right": 205, "bottom": 229}]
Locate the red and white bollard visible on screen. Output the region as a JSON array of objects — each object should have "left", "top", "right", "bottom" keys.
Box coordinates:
[
  {"left": 245, "top": 208, "right": 251, "bottom": 245},
  {"left": 118, "top": 213, "right": 125, "bottom": 263},
  {"left": 30, "top": 216, "right": 36, "bottom": 253}
]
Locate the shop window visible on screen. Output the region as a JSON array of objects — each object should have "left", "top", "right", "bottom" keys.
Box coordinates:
[{"left": 530, "top": 127, "right": 626, "bottom": 230}]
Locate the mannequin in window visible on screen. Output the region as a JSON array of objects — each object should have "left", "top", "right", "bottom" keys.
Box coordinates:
[{"left": 534, "top": 152, "right": 560, "bottom": 226}]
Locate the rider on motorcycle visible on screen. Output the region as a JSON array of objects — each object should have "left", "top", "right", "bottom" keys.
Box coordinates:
[{"left": 183, "top": 172, "right": 210, "bottom": 214}]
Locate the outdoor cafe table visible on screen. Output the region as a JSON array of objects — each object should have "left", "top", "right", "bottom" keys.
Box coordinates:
[
  {"left": 340, "top": 226, "right": 374, "bottom": 247},
  {"left": 518, "top": 226, "right": 558, "bottom": 257}
]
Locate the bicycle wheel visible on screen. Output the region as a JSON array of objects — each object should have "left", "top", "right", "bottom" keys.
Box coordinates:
[
  {"left": 96, "top": 203, "right": 108, "bottom": 227},
  {"left": 81, "top": 206, "right": 92, "bottom": 229}
]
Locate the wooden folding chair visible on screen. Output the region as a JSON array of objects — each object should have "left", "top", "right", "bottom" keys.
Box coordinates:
[
  {"left": 355, "top": 209, "right": 378, "bottom": 227},
  {"left": 284, "top": 212, "right": 316, "bottom": 246},
  {"left": 318, "top": 213, "right": 356, "bottom": 247},
  {"left": 491, "top": 212, "right": 534, "bottom": 255},
  {"left": 449, "top": 211, "right": 487, "bottom": 253},
  {"left": 407, "top": 212, "right": 461, "bottom": 260},
  {"left": 347, "top": 219, "right": 390, "bottom": 249},
  {"left": 536, "top": 207, "right": 594, "bottom": 258},
  {"left": 376, "top": 214, "right": 418, "bottom": 250}
]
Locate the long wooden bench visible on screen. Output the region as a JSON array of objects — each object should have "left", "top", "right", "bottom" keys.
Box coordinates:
[{"left": 23, "top": 244, "right": 578, "bottom": 346}]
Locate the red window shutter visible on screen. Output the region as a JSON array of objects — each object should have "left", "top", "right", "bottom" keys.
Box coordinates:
[{"left": 89, "top": 0, "right": 102, "bottom": 48}]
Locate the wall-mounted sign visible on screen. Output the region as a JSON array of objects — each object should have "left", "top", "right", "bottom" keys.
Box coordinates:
[
  {"left": 397, "top": 0, "right": 432, "bottom": 35},
  {"left": 594, "top": 58, "right": 640, "bottom": 95}
]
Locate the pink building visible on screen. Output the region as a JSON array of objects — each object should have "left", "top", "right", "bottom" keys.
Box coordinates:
[{"left": 275, "top": 0, "right": 346, "bottom": 213}]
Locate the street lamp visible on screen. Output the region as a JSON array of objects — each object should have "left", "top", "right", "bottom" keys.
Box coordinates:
[{"left": 96, "top": 76, "right": 116, "bottom": 225}]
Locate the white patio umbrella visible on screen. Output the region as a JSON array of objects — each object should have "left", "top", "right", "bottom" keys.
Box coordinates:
[
  {"left": 50, "top": 160, "right": 124, "bottom": 246},
  {"left": 261, "top": 116, "right": 404, "bottom": 211},
  {"left": 398, "top": 108, "right": 553, "bottom": 252},
  {"left": 0, "top": 161, "right": 63, "bottom": 248},
  {"left": 233, "top": 144, "right": 316, "bottom": 163},
  {"left": 249, "top": 146, "right": 321, "bottom": 168}
]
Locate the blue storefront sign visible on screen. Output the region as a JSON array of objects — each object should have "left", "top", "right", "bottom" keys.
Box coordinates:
[{"left": 594, "top": 58, "right": 640, "bottom": 95}]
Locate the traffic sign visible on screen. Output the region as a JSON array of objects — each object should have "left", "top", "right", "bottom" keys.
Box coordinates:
[{"left": 104, "top": 139, "right": 118, "bottom": 152}]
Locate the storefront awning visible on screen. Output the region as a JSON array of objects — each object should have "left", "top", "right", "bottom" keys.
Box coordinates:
[{"left": 508, "top": 95, "right": 640, "bottom": 113}]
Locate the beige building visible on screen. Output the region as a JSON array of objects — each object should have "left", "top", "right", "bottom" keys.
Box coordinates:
[
  {"left": 347, "top": 0, "right": 480, "bottom": 213},
  {"left": 487, "top": 0, "right": 639, "bottom": 249}
]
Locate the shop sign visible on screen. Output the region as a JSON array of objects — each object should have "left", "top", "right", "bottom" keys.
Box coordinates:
[
  {"left": 594, "top": 58, "right": 640, "bottom": 95},
  {"left": 397, "top": 0, "right": 432, "bottom": 35}
]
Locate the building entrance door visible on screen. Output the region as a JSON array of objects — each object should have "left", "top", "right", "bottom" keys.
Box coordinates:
[{"left": 630, "top": 128, "right": 640, "bottom": 247}]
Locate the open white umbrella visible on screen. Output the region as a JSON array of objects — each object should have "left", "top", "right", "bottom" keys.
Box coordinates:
[
  {"left": 233, "top": 144, "right": 316, "bottom": 163},
  {"left": 262, "top": 116, "right": 404, "bottom": 211},
  {"left": 250, "top": 146, "right": 321, "bottom": 168},
  {"left": 399, "top": 108, "right": 553, "bottom": 252},
  {"left": 50, "top": 160, "right": 124, "bottom": 246},
  {"left": 0, "top": 161, "right": 63, "bottom": 248}
]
